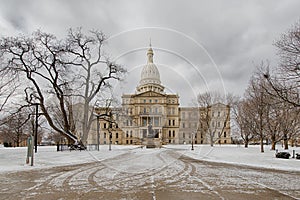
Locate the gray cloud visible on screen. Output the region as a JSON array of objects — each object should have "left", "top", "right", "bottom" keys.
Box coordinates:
[{"left": 0, "top": 0, "right": 299, "bottom": 105}]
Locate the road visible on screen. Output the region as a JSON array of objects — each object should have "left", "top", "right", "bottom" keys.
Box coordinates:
[{"left": 1, "top": 148, "right": 299, "bottom": 200}]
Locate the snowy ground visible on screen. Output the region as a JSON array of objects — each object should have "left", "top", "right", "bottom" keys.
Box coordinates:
[
  {"left": 1, "top": 144, "right": 300, "bottom": 199},
  {"left": 0, "top": 144, "right": 299, "bottom": 173}
]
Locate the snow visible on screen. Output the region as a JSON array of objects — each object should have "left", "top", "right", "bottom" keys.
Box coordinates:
[
  {"left": 0, "top": 144, "right": 299, "bottom": 174},
  {"left": 178, "top": 144, "right": 300, "bottom": 172}
]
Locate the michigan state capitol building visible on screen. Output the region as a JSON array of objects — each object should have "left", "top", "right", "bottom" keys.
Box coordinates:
[{"left": 88, "top": 45, "right": 231, "bottom": 146}]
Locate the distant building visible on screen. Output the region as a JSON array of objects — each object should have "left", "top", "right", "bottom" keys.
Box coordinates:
[{"left": 85, "top": 46, "right": 231, "bottom": 145}]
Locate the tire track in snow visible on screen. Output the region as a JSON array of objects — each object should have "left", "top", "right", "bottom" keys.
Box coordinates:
[{"left": 236, "top": 174, "right": 299, "bottom": 200}]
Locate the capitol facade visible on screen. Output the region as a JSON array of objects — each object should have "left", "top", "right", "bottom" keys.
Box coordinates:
[{"left": 88, "top": 46, "right": 231, "bottom": 146}]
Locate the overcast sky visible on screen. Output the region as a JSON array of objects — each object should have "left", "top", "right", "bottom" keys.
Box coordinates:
[{"left": 0, "top": 0, "right": 299, "bottom": 106}]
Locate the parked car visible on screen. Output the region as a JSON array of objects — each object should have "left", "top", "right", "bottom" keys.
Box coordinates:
[
  {"left": 296, "top": 153, "right": 300, "bottom": 160},
  {"left": 276, "top": 152, "right": 291, "bottom": 159}
]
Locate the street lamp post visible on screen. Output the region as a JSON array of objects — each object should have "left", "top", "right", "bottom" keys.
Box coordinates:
[
  {"left": 109, "top": 132, "right": 112, "bottom": 151},
  {"left": 96, "top": 115, "right": 100, "bottom": 151},
  {"left": 34, "top": 103, "right": 38, "bottom": 153},
  {"left": 108, "top": 111, "right": 112, "bottom": 151},
  {"left": 191, "top": 132, "right": 194, "bottom": 151}
]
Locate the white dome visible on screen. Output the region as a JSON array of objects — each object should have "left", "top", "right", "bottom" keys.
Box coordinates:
[
  {"left": 139, "top": 62, "right": 161, "bottom": 85},
  {"left": 136, "top": 46, "right": 164, "bottom": 93}
]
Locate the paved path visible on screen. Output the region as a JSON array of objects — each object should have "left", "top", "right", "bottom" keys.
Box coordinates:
[{"left": 1, "top": 148, "right": 299, "bottom": 200}]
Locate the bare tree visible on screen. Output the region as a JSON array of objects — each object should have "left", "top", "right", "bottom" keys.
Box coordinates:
[
  {"left": 0, "top": 70, "right": 19, "bottom": 112},
  {"left": 0, "top": 109, "right": 32, "bottom": 147},
  {"left": 232, "top": 99, "right": 256, "bottom": 148},
  {"left": 197, "top": 92, "right": 232, "bottom": 147},
  {"left": 278, "top": 105, "right": 299, "bottom": 149},
  {"left": 264, "top": 21, "right": 300, "bottom": 107},
  {"left": 0, "top": 31, "right": 78, "bottom": 143},
  {"left": 0, "top": 29, "right": 125, "bottom": 145},
  {"left": 64, "top": 28, "right": 125, "bottom": 144},
  {"left": 244, "top": 72, "right": 269, "bottom": 153}
]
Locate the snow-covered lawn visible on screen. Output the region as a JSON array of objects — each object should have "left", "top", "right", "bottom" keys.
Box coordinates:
[
  {"left": 0, "top": 144, "right": 299, "bottom": 173},
  {"left": 179, "top": 144, "right": 300, "bottom": 172}
]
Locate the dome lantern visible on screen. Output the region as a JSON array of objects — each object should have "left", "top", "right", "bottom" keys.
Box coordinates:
[{"left": 136, "top": 44, "right": 164, "bottom": 94}]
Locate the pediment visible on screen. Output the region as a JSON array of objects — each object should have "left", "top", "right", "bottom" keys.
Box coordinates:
[{"left": 134, "top": 91, "right": 166, "bottom": 97}]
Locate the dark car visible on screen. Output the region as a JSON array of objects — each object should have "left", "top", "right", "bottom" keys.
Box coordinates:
[{"left": 276, "top": 152, "right": 291, "bottom": 159}]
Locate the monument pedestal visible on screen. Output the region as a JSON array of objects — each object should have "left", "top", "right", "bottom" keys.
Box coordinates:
[
  {"left": 146, "top": 138, "right": 156, "bottom": 148},
  {"left": 144, "top": 138, "right": 162, "bottom": 148}
]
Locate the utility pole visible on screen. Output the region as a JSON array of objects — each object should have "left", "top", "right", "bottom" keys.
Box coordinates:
[
  {"left": 191, "top": 132, "right": 194, "bottom": 150},
  {"left": 109, "top": 111, "right": 112, "bottom": 151},
  {"left": 34, "top": 104, "right": 38, "bottom": 153},
  {"left": 97, "top": 115, "right": 100, "bottom": 151}
]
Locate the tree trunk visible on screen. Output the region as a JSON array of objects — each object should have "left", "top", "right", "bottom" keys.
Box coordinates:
[
  {"left": 271, "top": 134, "right": 276, "bottom": 150},
  {"left": 271, "top": 141, "right": 276, "bottom": 150},
  {"left": 284, "top": 139, "right": 289, "bottom": 150},
  {"left": 260, "top": 137, "right": 264, "bottom": 153},
  {"left": 81, "top": 102, "right": 90, "bottom": 145},
  {"left": 244, "top": 136, "right": 249, "bottom": 148},
  {"left": 283, "top": 133, "right": 288, "bottom": 150}
]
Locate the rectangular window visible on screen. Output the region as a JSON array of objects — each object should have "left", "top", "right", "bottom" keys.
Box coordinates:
[
  {"left": 169, "top": 130, "right": 171, "bottom": 137},
  {"left": 143, "top": 118, "right": 147, "bottom": 126},
  {"left": 116, "top": 132, "right": 118, "bottom": 138},
  {"left": 154, "top": 117, "right": 159, "bottom": 126},
  {"left": 173, "top": 130, "right": 175, "bottom": 137},
  {"left": 224, "top": 132, "right": 226, "bottom": 137},
  {"left": 183, "top": 132, "right": 185, "bottom": 138},
  {"left": 104, "top": 123, "right": 107, "bottom": 129},
  {"left": 172, "top": 120, "right": 175, "bottom": 126},
  {"left": 182, "top": 122, "right": 185, "bottom": 128},
  {"left": 104, "top": 132, "right": 106, "bottom": 138}
]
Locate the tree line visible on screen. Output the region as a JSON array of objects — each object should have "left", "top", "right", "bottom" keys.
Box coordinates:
[
  {"left": 232, "top": 21, "right": 300, "bottom": 152},
  {"left": 0, "top": 28, "right": 125, "bottom": 146}
]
